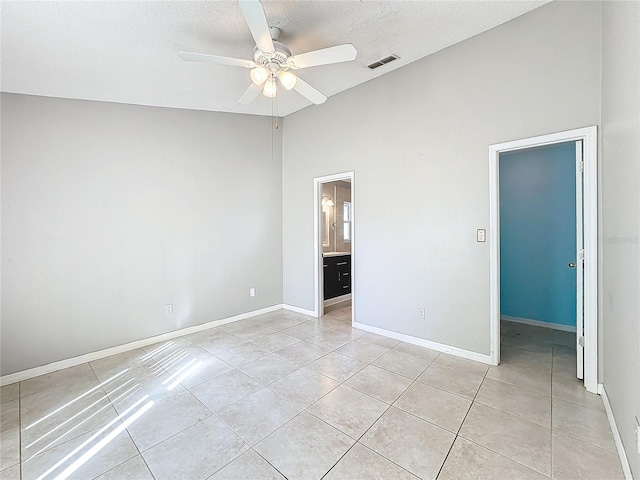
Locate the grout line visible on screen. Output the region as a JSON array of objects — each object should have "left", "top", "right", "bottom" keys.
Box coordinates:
[
  {"left": 249, "top": 447, "right": 289, "bottom": 479},
  {"left": 90, "top": 359, "right": 154, "bottom": 479},
  {"left": 197, "top": 416, "right": 255, "bottom": 479},
  {"left": 219, "top": 309, "right": 393, "bottom": 478},
  {"left": 434, "top": 358, "right": 490, "bottom": 479},
  {"left": 314, "top": 398, "right": 394, "bottom": 478},
  {"left": 316, "top": 350, "right": 436, "bottom": 477},
  {"left": 454, "top": 435, "right": 552, "bottom": 478},
  {"left": 439, "top": 339, "right": 556, "bottom": 478}
]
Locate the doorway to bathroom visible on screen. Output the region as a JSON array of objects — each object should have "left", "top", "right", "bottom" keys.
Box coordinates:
[{"left": 314, "top": 172, "right": 355, "bottom": 325}]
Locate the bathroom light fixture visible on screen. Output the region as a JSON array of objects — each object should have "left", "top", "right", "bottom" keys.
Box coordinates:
[{"left": 322, "top": 195, "right": 335, "bottom": 207}]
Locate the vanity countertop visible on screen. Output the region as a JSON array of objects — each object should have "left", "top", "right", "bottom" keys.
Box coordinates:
[{"left": 323, "top": 251, "right": 352, "bottom": 257}]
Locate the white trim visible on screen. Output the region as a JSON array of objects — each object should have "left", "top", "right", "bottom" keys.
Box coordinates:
[
  {"left": 600, "top": 385, "right": 634, "bottom": 480},
  {"left": 489, "top": 126, "right": 598, "bottom": 393},
  {"left": 353, "top": 322, "right": 493, "bottom": 365},
  {"left": 282, "top": 303, "right": 316, "bottom": 317},
  {"left": 323, "top": 294, "right": 352, "bottom": 307},
  {"left": 313, "top": 172, "right": 355, "bottom": 324},
  {"left": 575, "top": 140, "right": 585, "bottom": 380},
  {"left": 501, "top": 315, "right": 577, "bottom": 333},
  {"left": 0, "top": 304, "right": 282, "bottom": 386}
]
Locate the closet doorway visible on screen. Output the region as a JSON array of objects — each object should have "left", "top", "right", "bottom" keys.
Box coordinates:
[{"left": 489, "top": 127, "right": 598, "bottom": 393}]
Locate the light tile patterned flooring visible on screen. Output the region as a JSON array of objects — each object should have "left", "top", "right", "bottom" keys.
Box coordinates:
[{"left": 0, "top": 304, "right": 626, "bottom": 479}]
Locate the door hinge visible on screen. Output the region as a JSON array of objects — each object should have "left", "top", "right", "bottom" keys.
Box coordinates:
[
  {"left": 578, "top": 249, "right": 584, "bottom": 260},
  {"left": 578, "top": 336, "right": 585, "bottom": 347},
  {"left": 578, "top": 161, "right": 584, "bottom": 172}
]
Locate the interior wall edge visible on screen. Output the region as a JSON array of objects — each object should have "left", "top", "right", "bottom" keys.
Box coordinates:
[{"left": 600, "top": 384, "right": 635, "bottom": 480}]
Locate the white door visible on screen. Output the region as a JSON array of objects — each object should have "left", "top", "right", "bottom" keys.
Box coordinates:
[{"left": 574, "top": 141, "right": 585, "bottom": 379}]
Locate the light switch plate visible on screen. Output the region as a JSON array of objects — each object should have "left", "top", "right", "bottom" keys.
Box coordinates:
[{"left": 477, "top": 229, "right": 486, "bottom": 242}]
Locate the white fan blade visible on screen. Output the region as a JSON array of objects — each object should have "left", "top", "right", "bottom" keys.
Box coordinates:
[
  {"left": 238, "top": 0, "right": 275, "bottom": 53},
  {"left": 239, "top": 83, "right": 262, "bottom": 104},
  {"left": 288, "top": 44, "right": 357, "bottom": 69},
  {"left": 179, "top": 51, "right": 255, "bottom": 68},
  {"left": 293, "top": 77, "right": 327, "bottom": 105}
]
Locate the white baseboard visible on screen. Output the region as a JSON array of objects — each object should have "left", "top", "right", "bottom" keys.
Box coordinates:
[
  {"left": 599, "top": 384, "right": 633, "bottom": 480},
  {"left": 323, "top": 294, "right": 351, "bottom": 307},
  {"left": 281, "top": 304, "right": 316, "bottom": 317},
  {"left": 353, "top": 322, "right": 494, "bottom": 365},
  {"left": 501, "top": 315, "right": 577, "bottom": 333},
  {"left": 0, "top": 304, "right": 283, "bottom": 387}
]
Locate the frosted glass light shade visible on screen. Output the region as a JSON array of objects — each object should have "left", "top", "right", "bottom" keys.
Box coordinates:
[
  {"left": 250, "top": 67, "right": 269, "bottom": 85},
  {"left": 263, "top": 78, "right": 277, "bottom": 98},
  {"left": 278, "top": 70, "right": 297, "bottom": 90}
]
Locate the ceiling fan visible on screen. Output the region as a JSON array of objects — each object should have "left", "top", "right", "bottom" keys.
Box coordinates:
[{"left": 179, "top": 0, "right": 357, "bottom": 105}]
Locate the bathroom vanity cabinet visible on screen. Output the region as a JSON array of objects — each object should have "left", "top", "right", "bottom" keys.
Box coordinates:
[{"left": 323, "top": 253, "right": 351, "bottom": 300}]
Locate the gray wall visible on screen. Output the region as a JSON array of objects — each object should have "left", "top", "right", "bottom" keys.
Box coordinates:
[
  {"left": 601, "top": 1, "right": 640, "bottom": 476},
  {"left": 1, "top": 94, "right": 283, "bottom": 375},
  {"left": 282, "top": 1, "right": 601, "bottom": 355}
]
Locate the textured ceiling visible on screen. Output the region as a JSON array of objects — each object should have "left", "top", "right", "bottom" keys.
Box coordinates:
[{"left": 1, "top": 1, "right": 549, "bottom": 117}]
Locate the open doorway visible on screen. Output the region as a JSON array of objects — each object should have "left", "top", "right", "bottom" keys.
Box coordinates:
[
  {"left": 314, "top": 172, "right": 355, "bottom": 325},
  {"left": 499, "top": 142, "right": 583, "bottom": 398},
  {"left": 489, "top": 127, "right": 598, "bottom": 393}
]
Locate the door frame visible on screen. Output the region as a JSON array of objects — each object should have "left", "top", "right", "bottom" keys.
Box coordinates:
[
  {"left": 489, "top": 126, "right": 598, "bottom": 393},
  {"left": 313, "top": 171, "right": 355, "bottom": 322}
]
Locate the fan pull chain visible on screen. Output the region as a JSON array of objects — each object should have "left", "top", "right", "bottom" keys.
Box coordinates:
[{"left": 271, "top": 91, "right": 278, "bottom": 130}]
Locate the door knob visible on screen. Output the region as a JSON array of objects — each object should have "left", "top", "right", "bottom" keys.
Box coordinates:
[{"left": 568, "top": 262, "right": 577, "bottom": 268}]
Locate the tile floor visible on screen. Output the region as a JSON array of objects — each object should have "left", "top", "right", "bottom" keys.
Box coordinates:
[{"left": 0, "top": 304, "right": 626, "bottom": 479}]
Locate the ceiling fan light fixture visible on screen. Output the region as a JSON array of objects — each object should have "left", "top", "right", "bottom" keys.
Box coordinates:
[
  {"left": 263, "top": 77, "right": 277, "bottom": 98},
  {"left": 179, "top": 0, "right": 358, "bottom": 106},
  {"left": 278, "top": 70, "right": 297, "bottom": 90},
  {"left": 250, "top": 67, "right": 269, "bottom": 85}
]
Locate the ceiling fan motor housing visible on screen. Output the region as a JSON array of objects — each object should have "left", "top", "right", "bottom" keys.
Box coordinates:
[{"left": 253, "top": 41, "right": 292, "bottom": 69}]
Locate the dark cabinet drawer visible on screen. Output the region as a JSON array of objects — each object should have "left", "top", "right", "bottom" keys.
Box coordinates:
[
  {"left": 323, "top": 255, "right": 351, "bottom": 300},
  {"left": 323, "top": 261, "right": 338, "bottom": 300}
]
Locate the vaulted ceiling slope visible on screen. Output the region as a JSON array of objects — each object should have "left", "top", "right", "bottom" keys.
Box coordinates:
[{"left": 1, "top": 1, "right": 549, "bottom": 117}]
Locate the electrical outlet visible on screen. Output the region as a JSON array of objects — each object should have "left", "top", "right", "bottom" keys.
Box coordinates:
[
  {"left": 418, "top": 308, "right": 426, "bottom": 320},
  {"left": 249, "top": 288, "right": 256, "bottom": 297},
  {"left": 165, "top": 304, "right": 173, "bottom": 315},
  {"left": 477, "top": 229, "right": 486, "bottom": 242}
]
